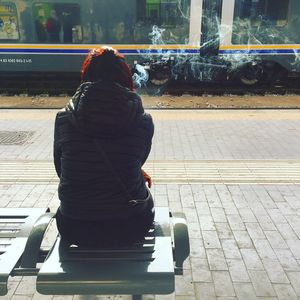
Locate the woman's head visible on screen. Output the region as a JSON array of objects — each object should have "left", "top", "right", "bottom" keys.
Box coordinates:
[{"left": 81, "top": 46, "right": 134, "bottom": 91}]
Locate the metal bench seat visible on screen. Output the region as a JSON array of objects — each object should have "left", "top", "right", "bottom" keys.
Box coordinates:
[
  {"left": 37, "top": 207, "right": 189, "bottom": 296},
  {"left": 0, "top": 207, "right": 189, "bottom": 298},
  {"left": 0, "top": 208, "right": 53, "bottom": 296}
]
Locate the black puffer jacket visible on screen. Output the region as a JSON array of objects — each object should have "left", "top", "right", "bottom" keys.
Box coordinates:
[{"left": 54, "top": 80, "right": 154, "bottom": 221}]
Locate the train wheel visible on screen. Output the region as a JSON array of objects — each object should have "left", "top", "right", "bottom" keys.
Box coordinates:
[
  {"left": 239, "top": 63, "right": 264, "bottom": 86},
  {"left": 146, "top": 81, "right": 168, "bottom": 96}
]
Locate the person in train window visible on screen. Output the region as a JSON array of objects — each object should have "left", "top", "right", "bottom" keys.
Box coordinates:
[
  {"left": 53, "top": 46, "right": 155, "bottom": 247},
  {"left": 62, "top": 12, "right": 73, "bottom": 43},
  {"left": 35, "top": 17, "right": 47, "bottom": 42},
  {"left": 46, "top": 10, "right": 61, "bottom": 42},
  {"left": 0, "top": 17, "right": 4, "bottom": 32}
]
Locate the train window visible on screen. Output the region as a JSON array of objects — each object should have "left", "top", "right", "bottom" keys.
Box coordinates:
[
  {"left": 232, "top": 0, "right": 290, "bottom": 44},
  {"left": 0, "top": 3, "right": 20, "bottom": 40},
  {"left": 33, "top": 3, "right": 82, "bottom": 43},
  {"left": 90, "top": 0, "right": 191, "bottom": 44}
]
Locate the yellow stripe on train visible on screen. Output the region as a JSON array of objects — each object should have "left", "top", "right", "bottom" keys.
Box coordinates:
[
  {"left": 220, "top": 44, "right": 300, "bottom": 50},
  {"left": 0, "top": 44, "right": 199, "bottom": 50}
]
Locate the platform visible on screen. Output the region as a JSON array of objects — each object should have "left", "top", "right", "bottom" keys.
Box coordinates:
[{"left": 0, "top": 108, "right": 300, "bottom": 299}]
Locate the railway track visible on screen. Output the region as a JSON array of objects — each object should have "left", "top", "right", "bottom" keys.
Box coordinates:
[{"left": 0, "top": 77, "right": 300, "bottom": 96}]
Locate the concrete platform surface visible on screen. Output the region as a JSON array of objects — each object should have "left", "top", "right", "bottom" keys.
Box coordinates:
[{"left": 0, "top": 109, "right": 300, "bottom": 300}]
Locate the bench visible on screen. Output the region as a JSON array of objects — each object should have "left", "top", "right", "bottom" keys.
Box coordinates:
[{"left": 0, "top": 207, "right": 189, "bottom": 298}]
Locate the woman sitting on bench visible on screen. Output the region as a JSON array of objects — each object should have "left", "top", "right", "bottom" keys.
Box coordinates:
[{"left": 53, "top": 46, "right": 154, "bottom": 247}]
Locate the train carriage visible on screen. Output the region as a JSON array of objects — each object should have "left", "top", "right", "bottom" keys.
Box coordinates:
[{"left": 0, "top": 0, "right": 299, "bottom": 90}]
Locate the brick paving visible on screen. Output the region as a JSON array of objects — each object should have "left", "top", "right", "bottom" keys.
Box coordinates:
[{"left": 0, "top": 109, "right": 300, "bottom": 299}]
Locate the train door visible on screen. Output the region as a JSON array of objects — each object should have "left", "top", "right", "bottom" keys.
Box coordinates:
[{"left": 200, "top": 0, "right": 223, "bottom": 55}]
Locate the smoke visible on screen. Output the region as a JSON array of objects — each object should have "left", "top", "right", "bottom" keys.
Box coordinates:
[
  {"left": 132, "top": 1, "right": 299, "bottom": 90},
  {"left": 149, "top": 25, "right": 165, "bottom": 45},
  {"left": 132, "top": 64, "right": 149, "bottom": 88}
]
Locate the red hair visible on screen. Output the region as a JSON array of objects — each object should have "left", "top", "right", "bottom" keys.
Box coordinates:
[{"left": 81, "top": 47, "right": 134, "bottom": 91}]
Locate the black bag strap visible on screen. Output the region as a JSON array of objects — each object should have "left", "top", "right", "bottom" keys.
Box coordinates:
[{"left": 91, "top": 138, "right": 133, "bottom": 201}]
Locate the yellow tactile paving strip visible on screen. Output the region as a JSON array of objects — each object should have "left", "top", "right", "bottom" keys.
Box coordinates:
[{"left": 0, "top": 160, "right": 299, "bottom": 184}]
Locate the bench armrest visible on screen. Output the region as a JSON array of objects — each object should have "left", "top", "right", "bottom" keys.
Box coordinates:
[
  {"left": 21, "top": 212, "right": 55, "bottom": 268},
  {"left": 171, "top": 213, "right": 190, "bottom": 275}
]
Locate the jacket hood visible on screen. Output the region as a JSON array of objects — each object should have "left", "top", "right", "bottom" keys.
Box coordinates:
[{"left": 66, "top": 80, "right": 144, "bottom": 137}]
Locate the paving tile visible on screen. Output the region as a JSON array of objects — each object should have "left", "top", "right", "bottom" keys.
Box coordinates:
[
  {"left": 262, "top": 259, "right": 289, "bottom": 284},
  {"left": 231, "top": 194, "right": 249, "bottom": 209},
  {"left": 264, "top": 231, "right": 288, "bottom": 249},
  {"left": 248, "top": 270, "right": 276, "bottom": 297},
  {"left": 267, "top": 190, "right": 286, "bottom": 203},
  {"left": 195, "top": 202, "right": 210, "bottom": 215},
  {"left": 286, "top": 240, "right": 300, "bottom": 259},
  {"left": 211, "top": 208, "right": 227, "bottom": 223},
  {"left": 202, "top": 231, "right": 222, "bottom": 249},
  {"left": 232, "top": 231, "right": 253, "bottom": 248},
  {"left": 245, "top": 223, "right": 265, "bottom": 240},
  {"left": 187, "top": 222, "right": 202, "bottom": 239},
  {"left": 212, "top": 271, "right": 235, "bottom": 297},
  {"left": 190, "top": 258, "right": 212, "bottom": 282},
  {"left": 240, "top": 249, "right": 264, "bottom": 270},
  {"left": 189, "top": 238, "right": 206, "bottom": 258},
  {"left": 32, "top": 293, "right": 53, "bottom": 300},
  {"left": 238, "top": 209, "right": 257, "bottom": 223},
  {"left": 256, "top": 215, "right": 277, "bottom": 231},
  {"left": 155, "top": 294, "right": 175, "bottom": 300},
  {"left": 206, "top": 249, "right": 228, "bottom": 271},
  {"left": 1, "top": 280, "right": 21, "bottom": 300},
  {"left": 14, "top": 277, "right": 36, "bottom": 296},
  {"left": 274, "top": 284, "right": 297, "bottom": 300},
  {"left": 73, "top": 295, "right": 96, "bottom": 300},
  {"left": 284, "top": 196, "right": 300, "bottom": 209},
  {"left": 233, "top": 283, "right": 257, "bottom": 300},
  {"left": 155, "top": 194, "right": 169, "bottom": 206},
  {"left": 275, "top": 223, "right": 298, "bottom": 240},
  {"left": 191, "top": 185, "right": 206, "bottom": 202},
  {"left": 183, "top": 208, "right": 199, "bottom": 224},
  {"left": 267, "top": 209, "right": 287, "bottom": 224},
  {"left": 215, "top": 223, "right": 234, "bottom": 240},
  {"left": 221, "top": 240, "right": 242, "bottom": 259},
  {"left": 206, "top": 194, "right": 222, "bottom": 208},
  {"left": 223, "top": 204, "right": 239, "bottom": 216},
  {"left": 194, "top": 283, "right": 216, "bottom": 300},
  {"left": 286, "top": 272, "right": 300, "bottom": 296},
  {"left": 199, "top": 215, "right": 215, "bottom": 231},
  {"left": 179, "top": 185, "right": 195, "bottom": 208},
  {"left": 252, "top": 239, "right": 277, "bottom": 260},
  {"left": 10, "top": 296, "right": 33, "bottom": 300},
  {"left": 175, "top": 296, "right": 195, "bottom": 300},
  {"left": 276, "top": 203, "right": 296, "bottom": 216},
  {"left": 175, "top": 269, "right": 195, "bottom": 296},
  {"left": 227, "top": 259, "right": 250, "bottom": 282},
  {"left": 274, "top": 249, "right": 300, "bottom": 271},
  {"left": 227, "top": 215, "right": 245, "bottom": 231}
]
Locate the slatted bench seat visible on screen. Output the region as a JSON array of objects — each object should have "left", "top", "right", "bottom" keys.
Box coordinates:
[
  {"left": 0, "top": 208, "right": 53, "bottom": 296},
  {"left": 0, "top": 207, "right": 189, "bottom": 298}
]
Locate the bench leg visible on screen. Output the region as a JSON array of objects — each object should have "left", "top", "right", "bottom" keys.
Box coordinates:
[{"left": 132, "top": 295, "right": 142, "bottom": 300}]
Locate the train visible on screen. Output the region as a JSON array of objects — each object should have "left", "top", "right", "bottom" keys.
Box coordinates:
[{"left": 0, "top": 0, "right": 299, "bottom": 92}]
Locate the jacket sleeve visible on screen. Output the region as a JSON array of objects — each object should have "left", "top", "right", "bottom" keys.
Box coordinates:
[
  {"left": 53, "top": 112, "right": 62, "bottom": 177},
  {"left": 140, "top": 113, "right": 154, "bottom": 166}
]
